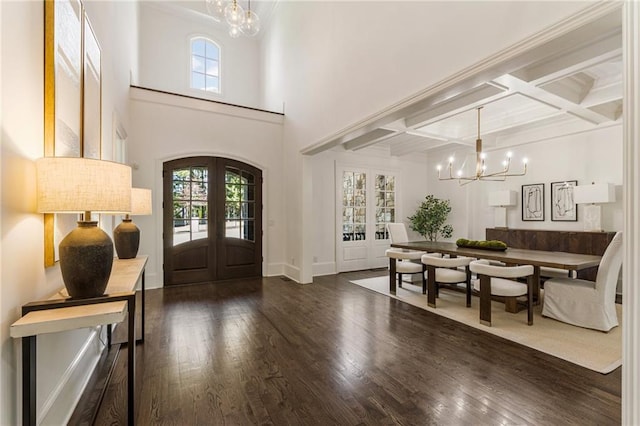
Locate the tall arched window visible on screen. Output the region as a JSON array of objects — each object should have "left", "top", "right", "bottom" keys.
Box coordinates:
[{"left": 190, "top": 37, "right": 220, "bottom": 93}]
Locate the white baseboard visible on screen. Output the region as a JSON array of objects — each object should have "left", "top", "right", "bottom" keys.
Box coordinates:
[
  {"left": 265, "top": 262, "right": 285, "bottom": 277},
  {"left": 39, "top": 327, "right": 105, "bottom": 425},
  {"left": 282, "top": 263, "right": 301, "bottom": 283},
  {"left": 313, "top": 261, "right": 336, "bottom": 277},
  {"left": 146, "top": 263, "right": 333, "bottom": 287}
]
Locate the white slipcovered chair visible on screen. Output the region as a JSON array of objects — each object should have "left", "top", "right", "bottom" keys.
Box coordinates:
[
  {"left": 421, "top": 254, "right": 473, "bottom": 308},
  {"left": 387, "top": 223, "right": 422, "bottom": 250},
  {"left": 470, "top": 260, "right": 535, "bottom": 326},
  {"left": 542, "top": 232, "right": 622, "bottom": 332}
]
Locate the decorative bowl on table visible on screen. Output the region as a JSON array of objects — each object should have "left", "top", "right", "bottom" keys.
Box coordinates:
[{"left": 456, "top": 238, "right": 508, "bottom": 251}]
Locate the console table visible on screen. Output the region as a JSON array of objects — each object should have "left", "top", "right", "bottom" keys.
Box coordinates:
[
  {"left": 10, "top": 256, "right": 147, "bottom": 426},
  {"left": 486, "top": 228, "right": 616, "bottom": 281}
]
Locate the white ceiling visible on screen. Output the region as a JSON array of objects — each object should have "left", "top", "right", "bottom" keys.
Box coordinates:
[
  {"left": 163, "top": 0, "right": 278, "bottom": 35},
  {"left": 313, "top": 8, "right": 623, "bottom": 158},
  {"left": 166, "top": 2, "right": 622, "bottom": 158}
]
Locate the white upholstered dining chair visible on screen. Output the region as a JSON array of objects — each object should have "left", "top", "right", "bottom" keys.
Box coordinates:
[
  {"left": 386, "top": 248, "right": 426, "bottom": 292},
  {"left": 385, "top": 223, "right": 428, "bottom": 291},
  {"left": 421, "top": 254, "right": 473, "bottom": 307},
  {"left": 542, "top": 232, "right": 622, "bottom": 332},
  {"left": 470, "top": 260, "right": 535, "bottom": 326}
]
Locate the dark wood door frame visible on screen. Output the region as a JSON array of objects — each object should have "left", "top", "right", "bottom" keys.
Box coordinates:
[{"left": 163, "top": 156, "right": 262, "bottom": 286}]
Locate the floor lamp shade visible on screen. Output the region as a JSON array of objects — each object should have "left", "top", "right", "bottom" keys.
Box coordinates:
[
  {"left": 36, "top": 157, "right": 132, "bottom": 298},
  {"left": 114, "top": 188, "right": 152, "bottom": 259}
]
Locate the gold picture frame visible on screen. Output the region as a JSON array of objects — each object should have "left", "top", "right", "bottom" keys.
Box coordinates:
[{"left": 44, "top": 0, "right": 102, "bottom": 267}]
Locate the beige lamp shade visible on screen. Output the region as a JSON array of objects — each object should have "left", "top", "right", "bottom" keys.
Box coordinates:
[
  {"left": 572, "top": 183, "right": 615, "bottom": 232},
  {"left": 573, "top": 183, "right": 616, "bottom": 204},
  {"left": 130, "top": 188, "right": 152, "bottom": 215},
  {"left": 488, "top": 190, "right": 517, "bottom": 206},
  {"left": 36, "top": 157, "right": 132, "bottom": 214}
]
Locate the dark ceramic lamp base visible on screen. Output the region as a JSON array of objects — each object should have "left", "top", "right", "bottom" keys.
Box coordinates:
[
  {"left": 114, "top": 218, "right": 140, "bottom": 259},
  {"left": 59, "top": 221, "right": 114, "bottom": 298}
]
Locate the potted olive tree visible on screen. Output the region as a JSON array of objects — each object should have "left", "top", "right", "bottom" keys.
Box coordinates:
[{"left": 408, "top": 195, "right": 453, "bottom": 241}]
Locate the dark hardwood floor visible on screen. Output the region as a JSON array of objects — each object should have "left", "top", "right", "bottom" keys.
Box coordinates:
[{"left": 88, "top": 270, "right": 621, "bottom": 425}]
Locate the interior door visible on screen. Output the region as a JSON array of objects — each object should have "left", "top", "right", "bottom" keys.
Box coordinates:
[
  {"left": 336, "top": 165, "right": 397, "bottom": 272},
  {"left": 163, "top": 157, "right": 262, "bottom": 285}
]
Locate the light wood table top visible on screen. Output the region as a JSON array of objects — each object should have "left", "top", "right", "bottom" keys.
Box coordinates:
[{"left": 10, "top": 256, "right": 148, "bottom": 338}]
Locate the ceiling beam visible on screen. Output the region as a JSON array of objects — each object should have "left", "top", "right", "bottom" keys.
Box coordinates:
[
  {"left": 404, "top": 84, "right": 506, "bottom": 128},
  {"left": 512, "top": 32, "right": 622, "bottom": 86},
  {"left": 493, "top": 114, "right": 620, "bottom": 147},
  {"left": 492, "top": 74, "right": 614, "bottom": 125},
  {"left": 342, "top": 128, "right": 396, "bottom": 151}
]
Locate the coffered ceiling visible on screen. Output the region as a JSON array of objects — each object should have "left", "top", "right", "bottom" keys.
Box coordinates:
[
  {"left": 164, "top": 3, "right": 622, "bottom": 158},
  {"left": 311, "top": 8, "right": 622, "bottom": 158}
]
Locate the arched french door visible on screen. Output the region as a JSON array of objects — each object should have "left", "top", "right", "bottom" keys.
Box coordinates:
[{"left": 163, "top": 156, "right": 262, "bottom": 285}]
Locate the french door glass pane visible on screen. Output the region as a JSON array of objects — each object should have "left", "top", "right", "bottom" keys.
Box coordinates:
[
  {"left": 173, "top": 181, "right": 190, "bottom": 200},
  {"left": 225, "top": 167, "right": 256, "bottom": 241},
  {"left": 386, "top": 176, "right": 395, "bottom": 191},
  {"left": 192, "top": 219, "right": 207, "bottom": 241},
  {"left": 191, "top": 181, "right": 207, "bottom": 200},
  {"left": 226, "top": 219, "right": 240, "bottom": 238},
  {"left": 173, "top": 201, "right": 190, "bottom": 219},
  {"left": 172, "top": 166, "right": 209, "bottom": 246},
  {"left": 243, "top": 220, "right": 255, "bottom": 241},
  {"left": 374, "top": 174, "right": 395, "bottom": 240},
  {"left": 173, "top": 168, "right": 190, "bottom": 180},
  {"left": 342, "top": 171, "right": 366, "bottom": 241},
  {"left": 192, "top": 167, "right": 207, "bottom": 181}
]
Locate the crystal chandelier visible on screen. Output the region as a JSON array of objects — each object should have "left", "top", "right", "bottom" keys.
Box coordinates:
[
  {"left": 206, "top": 0, "right": 260, "bottom": 38},
  {"left": 436, "top": 106, "right": 528, "bottom": 186}
]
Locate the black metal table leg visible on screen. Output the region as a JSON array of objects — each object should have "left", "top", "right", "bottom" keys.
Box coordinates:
[
  {"left": 127, "top": 294, "right": 136, "bottom": 426},
  {"left": 140, "top": 269, "right": 145, "bottom": 342},
  {"left": 22, "top": 335, "right": 36, "bottom": 426}
]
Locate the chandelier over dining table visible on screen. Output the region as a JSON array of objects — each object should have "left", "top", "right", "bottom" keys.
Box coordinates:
[
  {"left": 437, "top": 106, "right": 528, "bottom": 186},
  {"left": 205, "top": 0, "right": 260, "bottom": 38}
]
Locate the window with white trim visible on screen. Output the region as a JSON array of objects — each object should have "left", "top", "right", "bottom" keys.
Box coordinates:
[{"left": 190, "top": 37, "right": 220, "bottom": 93}]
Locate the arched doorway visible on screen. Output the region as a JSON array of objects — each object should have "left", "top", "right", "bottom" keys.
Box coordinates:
[{"left": 163, "top": 156, "right": 263, "bottom": 285}]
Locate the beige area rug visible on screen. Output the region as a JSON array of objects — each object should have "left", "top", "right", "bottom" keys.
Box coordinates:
[{"left": 350, "top": 276, "right": 622, "bottom": 374}]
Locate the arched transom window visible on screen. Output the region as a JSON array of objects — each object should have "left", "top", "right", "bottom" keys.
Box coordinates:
[{"left": 190, "top": 37, "right": 220, "bottom": 93}]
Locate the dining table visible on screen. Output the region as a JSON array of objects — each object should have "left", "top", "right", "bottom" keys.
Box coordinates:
[{"left": 389, "top": 241, "right": 603, "bottom": 322}]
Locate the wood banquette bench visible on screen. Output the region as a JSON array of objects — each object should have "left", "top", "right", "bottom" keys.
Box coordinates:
[{"left": 485, "top": 228, "right": 616, "bottom": 281}]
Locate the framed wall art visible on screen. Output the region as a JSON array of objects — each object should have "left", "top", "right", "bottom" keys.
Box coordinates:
[
  {"left": 44, "top": 0, "right": 84, "bottom": 266},
  {"left": 522, "top": 183, "right": 545, "bottom": 221},
  {"left": 551, "top": 180, "right": 578, "bottom": 221},
  {"left": 44, "top": 0, "right": 103, "bottom": 267}
]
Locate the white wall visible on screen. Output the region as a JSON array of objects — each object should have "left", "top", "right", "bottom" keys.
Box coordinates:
[
  {"left": 128, "top": 88, "right": 285, "bottom": 286},
  {"left": 0, "top": 1, "right": 138, "bottom": 424},
  {"left": 137, "top": 2, "right": 263, "bottom": 109},
  {"left": 259, "top": 1, "right": 599, "bottom": 282},
  {"left": 426, "top": 125, "right": 624, "bottom": 241}
]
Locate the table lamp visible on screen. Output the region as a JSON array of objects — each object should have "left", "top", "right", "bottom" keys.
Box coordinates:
[
  {"left": 36, "top": 157, "right": 132, "bottom": 298},
  {"left": 488, "top": 190, "right": 517, "bottom": 228},
  {"left": 114, "top": 187, "right": 152, "bottom": 259},
  {"left": 572, "top": 182, "right": 615, "bottom": 232}
]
